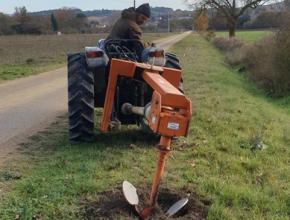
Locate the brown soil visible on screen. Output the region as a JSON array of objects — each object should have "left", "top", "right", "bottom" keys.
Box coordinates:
[{"left": 79, "top": 185, "right": 210, "bottom": 220}]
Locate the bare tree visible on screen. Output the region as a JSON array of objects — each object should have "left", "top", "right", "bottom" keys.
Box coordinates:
[
  {"left": 0, "top": 13, "right": 13, "bottom": 35},
  {"left": 194, "top": 10, "right": 209, "bottom": 31},
  {"left": 186, "top": 0, "right": 271, "bottom": 37}
]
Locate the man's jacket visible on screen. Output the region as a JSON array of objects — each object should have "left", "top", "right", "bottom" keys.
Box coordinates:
[{"left": 107, "top": 7, "right": 143, "bottom": 41}]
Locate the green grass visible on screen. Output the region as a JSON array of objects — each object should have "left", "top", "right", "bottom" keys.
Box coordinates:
[
  {"left": 0, "top": 34, "right": 290, "bottom": 219},
  {"left": 0, "top": 63, "right": 65, "bottom": 82},
  {"left": 0, "top": 33, "right": 173, "bottom": 82},
  {"left": 216, "top": 30, "right": 272, "bottom": 42},
  {"left": 143, "top": 32, "right": 176, "bottom": 42}
]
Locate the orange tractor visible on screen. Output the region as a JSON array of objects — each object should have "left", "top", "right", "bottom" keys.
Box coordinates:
[{"left": 67, "top": 39, "right": 191, "bottom": 218}]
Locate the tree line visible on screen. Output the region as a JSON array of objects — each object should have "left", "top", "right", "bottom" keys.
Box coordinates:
[
  {"left": 189, "top": 0, "right": 290, "bottom": 37},
  {"left": 0, "top": 7, "right": 89, "bottom": 35}
]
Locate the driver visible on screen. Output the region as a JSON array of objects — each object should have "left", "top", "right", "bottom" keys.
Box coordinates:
[{"left": 107, "top": 3, "right": 151, "bottom": 45}]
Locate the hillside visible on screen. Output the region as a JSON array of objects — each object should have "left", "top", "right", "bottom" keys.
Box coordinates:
[
  {"left": 28, "top": 7, "right": 187, "bottom": 18},
  {"left": 28, "top": 3, "right": 285, "bottom": 19},
  {"left": 27, "top": 7, "right": 193, "bottom": 31},
  {"left": 25, "top": 2, "right": 287, "bottom": 31}
]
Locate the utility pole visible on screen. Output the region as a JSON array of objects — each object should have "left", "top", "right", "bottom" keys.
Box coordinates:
[
  {"left": 286, "top": 0, "right": 290, "bottom": 10},
  {"left": 134, "top": 0, "right": 136, "bottom": 8},
  {"left": 167, "top": 12, "right": 170, "bottom": 32}
]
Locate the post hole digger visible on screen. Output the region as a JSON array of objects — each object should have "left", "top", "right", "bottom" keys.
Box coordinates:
[{"left": 67, "top": 39, "right": 192, "bottom": 219}]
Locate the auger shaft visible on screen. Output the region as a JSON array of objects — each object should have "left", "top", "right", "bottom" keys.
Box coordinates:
[
  {"left": 139, "top": 136, "right": 171, "bottom": 219},
  {"left": 149, "top": 136, "right": 171, "bottom": 206}
]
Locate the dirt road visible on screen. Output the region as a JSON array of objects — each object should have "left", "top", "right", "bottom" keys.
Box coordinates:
[{"left": 0, "top": 32, "right": 191, "bottom": 164}]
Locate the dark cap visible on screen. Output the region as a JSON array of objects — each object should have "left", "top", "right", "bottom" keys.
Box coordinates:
[{"left": 136, "top": 3, "right": 151, "bottom": 18}]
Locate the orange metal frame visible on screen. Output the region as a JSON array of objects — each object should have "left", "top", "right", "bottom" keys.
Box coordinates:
[
  {"left": 100, "top": 58, "right": 192, "bottom": 138},
  {"left": 100, "top": 58, "right": 192, "bottom": 219}
]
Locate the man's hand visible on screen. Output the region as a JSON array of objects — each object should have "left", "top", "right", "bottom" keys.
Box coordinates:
[{"left": 144, "top": 42, "right": 152, "bottom": 48}]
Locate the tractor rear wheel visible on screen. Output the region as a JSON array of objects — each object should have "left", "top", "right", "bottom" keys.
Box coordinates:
[
  {"left": 165, "top": 53, "right": 184, "bottom": 92},
  {"left": 68, "top": 53, "right": 94, "bottom": 142},
  {"left": 165, "top": 53, "right": 181, "bottom": 70}
]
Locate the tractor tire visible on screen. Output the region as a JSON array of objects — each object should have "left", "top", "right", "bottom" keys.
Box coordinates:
[
  {"left": 164, "top": 53, "right": 184, "bottom": 92},
  {"left": 165, "top": 53, "right": 181, "bottom": 70},
  {"left": 68, "top": 53, "right": 94, "bottom": 142}
]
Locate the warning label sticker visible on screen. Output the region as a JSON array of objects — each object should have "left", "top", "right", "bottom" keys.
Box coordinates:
[{"left": 167, "top": 122, "right": 180, "bottom": 130}]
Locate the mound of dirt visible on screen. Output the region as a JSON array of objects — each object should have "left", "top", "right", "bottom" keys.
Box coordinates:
[{"left": 79, "top": 186, "right": 211, "bottom": 220}]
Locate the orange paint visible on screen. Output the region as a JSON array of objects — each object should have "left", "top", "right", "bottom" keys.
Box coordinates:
[
  {"left": 100, "top": 58, "right": 192, "bottom": 218},
  {"left": 100, "top": 59, "right": 136, "bottom": 132}
]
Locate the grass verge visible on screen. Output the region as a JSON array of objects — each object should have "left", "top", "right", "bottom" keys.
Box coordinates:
[
  {"left": 0, "top": 34, "right": 289, "bottom": 219},
  {"left": 215, "top": 30, "right": 271, "bottom": 42},
  {"left": 0, "top": 63, "right": 64, "bottom": 82}
]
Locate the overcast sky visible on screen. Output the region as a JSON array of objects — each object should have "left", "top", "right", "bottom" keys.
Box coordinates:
[{"left": 0, "top": 0, "right": 190, "bottom": 14}]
